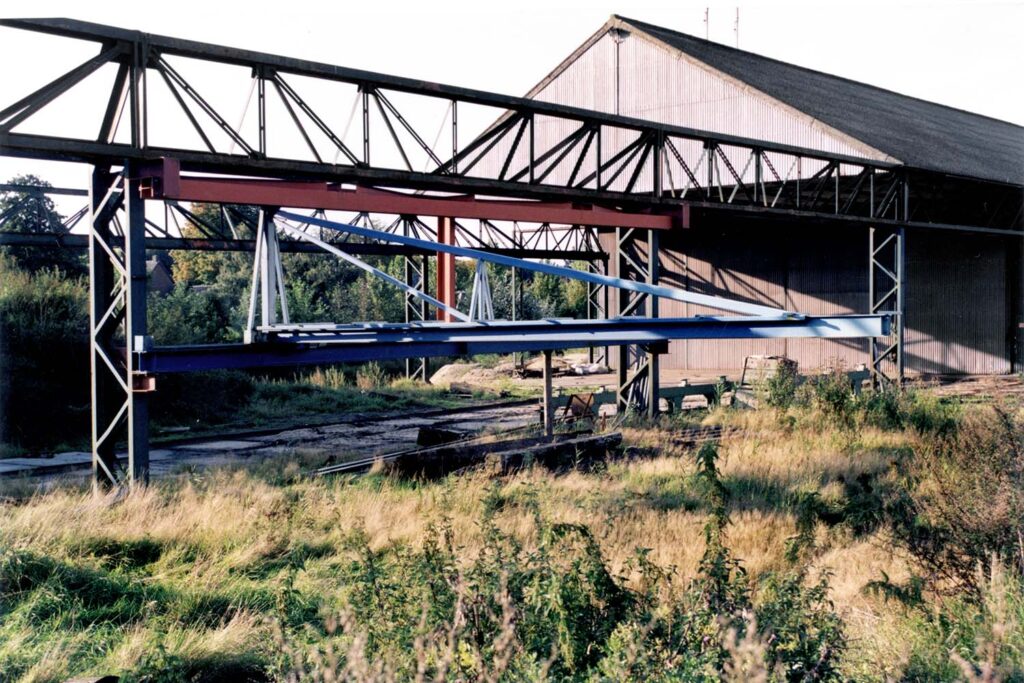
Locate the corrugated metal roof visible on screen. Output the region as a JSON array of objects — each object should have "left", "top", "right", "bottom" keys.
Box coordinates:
[{"left": 581, "top": 15, "right": 1024, "bottom": 187}]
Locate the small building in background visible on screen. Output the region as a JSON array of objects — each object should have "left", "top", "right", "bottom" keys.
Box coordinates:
[{"left": 146, "top": 256, "right": 174, "bottom": 295}]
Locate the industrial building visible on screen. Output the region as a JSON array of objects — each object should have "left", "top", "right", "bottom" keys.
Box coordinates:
[{"left": 516, "top": 15, "right": 1024, "bottom": 375}]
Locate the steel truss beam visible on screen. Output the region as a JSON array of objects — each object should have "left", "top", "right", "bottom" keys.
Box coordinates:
[
  {"left": 136, "top": 315, "right": 891, "bottom": 374},
  {"left": 0, "top": 183, "right": 610, "bottom": 260}
]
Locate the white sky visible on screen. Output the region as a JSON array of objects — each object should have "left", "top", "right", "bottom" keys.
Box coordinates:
[{"left": 1, "top": 0, "right": 1022, "bottom": 200}]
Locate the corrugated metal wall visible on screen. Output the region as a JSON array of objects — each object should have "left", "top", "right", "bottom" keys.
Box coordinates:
[
  {"left": 601, "top": 226, "right": 1011, "bottom": 374},
  {"left": 471, "top": 31, "right": 876, "bottom": 192},
  {"left": 528, "top": 31, "right": 880, "bottom": 183}
]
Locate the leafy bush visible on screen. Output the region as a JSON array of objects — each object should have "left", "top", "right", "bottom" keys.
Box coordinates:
[
  {"left": 0, "top": 256, "right": 89, "bottom": 451},
  {"left": 854, "top": 388, "right": 960, "bottom": 435},
  {"left": 763, "top": 362, "right": 799, "bottom": 409},
  {"left": 796, "top": 369, "right": 855, "bottom": 424},
  {"left": 148, "top": 284, "right": 235, "bottom": 345},
  {"left": 884, "top": 405, "right": 1022, "bottom": 592}
]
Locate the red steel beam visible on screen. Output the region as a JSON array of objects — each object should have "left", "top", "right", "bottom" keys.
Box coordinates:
[{"left": 139, "top": 158, "right": 681, "bottom": 230}]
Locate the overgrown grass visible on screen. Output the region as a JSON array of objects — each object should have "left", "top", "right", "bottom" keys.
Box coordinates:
[{"left": 0, "top": 391, "right": 1021, "bottom": 681}]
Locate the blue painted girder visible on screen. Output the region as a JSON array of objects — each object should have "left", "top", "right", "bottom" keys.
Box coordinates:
[{"left": 136, "top": 314, "right": 890, "bottom": 374}]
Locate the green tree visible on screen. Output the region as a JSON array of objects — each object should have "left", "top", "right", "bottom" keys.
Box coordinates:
[{"left": 0, "top": 175, "right": 85, "bottom": 275}]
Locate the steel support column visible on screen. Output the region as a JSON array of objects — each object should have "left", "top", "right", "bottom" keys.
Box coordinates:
[
  {"left": 542, "top": 349, "right": 554, "bottom": 437},
  {"left": 587, "top": 257, "right": 609, "bottom": 366},
  {"left": 869, "top": 224, "right": 904, "bottom": 388},
  {"left": 869, "top": 175, "right": 907, "bottom": 389},
  {"left": 436, "top": 216, "right": 456, "bottom": 321},
  {"left": 88, "top": 163, "right": 149, "bottom": 488},
  {"left": 124, "top": 164, "right": 150, "bottom": 484},
  {"left": 615, "top": 227, "right": 660, "bottom": 416},
  {"left": 404, "top": 242, "right": 429, "bottom": 380},
  {"left": 245, "top": 208, "right": 289, "bottom": 341}
]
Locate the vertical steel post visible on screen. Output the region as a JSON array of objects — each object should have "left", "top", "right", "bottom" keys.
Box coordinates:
[
  {"left": 123, "top": 163, "right": 149, "bottom": 483},
  {"left": 586, "top": 257, "right": 608, "bottom": 366},
  {"left": 404, "top": 250, "right": 429, "bottom": 381},
  {"left": 258, "top": 210, "right": 278, "bottom": 327},
  {"left": 615, "top": 228, "right": 630, "bottom": 414},
  {"left": 257, "top": 75, "right": 267, "bottom": 156},
  {"left": 436, "top": 216, "right": 457, "bottom": 321},
  {"left": 646, "top": 229, "right": 660, "bottom": 418},
  {"left": 542, "top": 350, "right": 554, "bottom": 438},
  {"left": 897, "top": 177, "right": 908, "bottom": 383},
  {"left": 614, "top": 228, "right": 658, "bottom": 416}
]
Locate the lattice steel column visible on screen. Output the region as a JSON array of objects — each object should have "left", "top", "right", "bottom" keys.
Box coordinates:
[
  {"left": 404, "top": 251, "right": 429, "bottom": 380},
  {"left": 88, "top": 164, "right": 150, "bottom": 489},
  {"left": 869, "top": 225, "right": 905, "bottom": 389},
  {"left": 869, "top": 171, "right": 908, "bottom": 390},
  {"left": 586, "top": 258, "right": 609, "bottom": 365},
  {"left": 615, "top": 228, "right": 661, "bottom": 417}
]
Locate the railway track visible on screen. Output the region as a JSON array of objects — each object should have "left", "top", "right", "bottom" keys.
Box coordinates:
[
  {"left": 0, "top": 398, "right": 540, "bottom": 480},
  {"left": 315, "top": 422, "right": 740, "bottom": 477}
]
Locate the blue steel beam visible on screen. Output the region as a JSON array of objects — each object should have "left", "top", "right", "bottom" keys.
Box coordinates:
[
  {"left": 275, "top": 210, "right": 799, "bottom": 318},
  {"left": 138, "top": 314, "right": 889, "bottom": 373}
]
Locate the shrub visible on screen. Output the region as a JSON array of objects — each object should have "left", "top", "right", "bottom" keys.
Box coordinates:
[
  {"left": 885, "top": 405, "right": 1023, "bottom": 591},
  {"left": 147, "top": 284, "right": 235, "bottom": 345},
  {"left": 764, "top": 362, "right": 799, "bottom": 410},
  {"left": 0, "top": 256, "right": 89, "bottom": 451},
  {"left": 796, "top": 369, "right": 855, "bottom": 424},
  {"left": 355, "top": 361, "right": 387, "bottom": 390}
]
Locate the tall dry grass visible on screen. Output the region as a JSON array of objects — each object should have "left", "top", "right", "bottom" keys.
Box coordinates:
[{"left": 2, "top": 395, "right": 1019, "bottom": 680}]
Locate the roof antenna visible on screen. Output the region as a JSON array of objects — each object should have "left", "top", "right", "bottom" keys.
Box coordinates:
[
  {"left": 734, "top": 7, "right": 739, "bottom": 47},
  {"left": 704, "top": 7, "right": 709, "bottom": 40}
]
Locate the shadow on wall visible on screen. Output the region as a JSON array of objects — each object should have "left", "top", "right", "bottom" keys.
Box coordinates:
[{"left": 602, "top": 224, "right": 1013, "bottom": 375}]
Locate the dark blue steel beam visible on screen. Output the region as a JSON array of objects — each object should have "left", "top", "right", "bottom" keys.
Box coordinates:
[{"left": 137, "top": 314, "right": 890, "bottom": 373}]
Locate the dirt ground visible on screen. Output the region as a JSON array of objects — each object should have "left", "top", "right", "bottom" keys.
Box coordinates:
[{"left": 4, "top": 357, "right": 1021, "bottom": 489}]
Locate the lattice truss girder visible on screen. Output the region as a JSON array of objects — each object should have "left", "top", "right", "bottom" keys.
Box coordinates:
[{"left": 0, "top": 17, "right": 940, "bottom": 226}]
